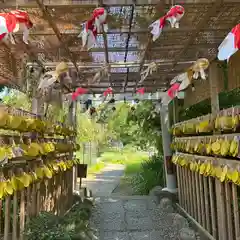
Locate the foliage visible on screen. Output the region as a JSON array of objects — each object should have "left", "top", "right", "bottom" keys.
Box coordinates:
[
  {"left": 87, "top": 161, "right": 105, "bottom": 176},
  {"left": 130, "top": 154, "right": 165, "bottom": 195},
  {"left": 105, "top": 101, "right": 162, "bottom": 151},
  {"left": 99, "top": 149, "right": 149, "bottom": 165},
  {"left": 126, "top": 101, "right": 161, "bottom": 150},
  {"left": 179, "top": 87, "right": 240, "bottom": 122},
  {"left": 2, "top": 89, "right": 31, "bottom": 111},
  {"left": 24, "top": 200, "right": 93, "bottom": 240},
  {"left": 77, "top": 112, "right": 112, "bottom": 148}
]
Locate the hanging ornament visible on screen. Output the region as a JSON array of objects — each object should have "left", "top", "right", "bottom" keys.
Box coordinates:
[
  {"left": 78, "top": 7, "right": 108, "bottom": 50},
  {"left": 78, "top": 20, "right": 97, "bottom": 50},
  {"left": 218, "top": 24, "right": 240, "bottom": 62},
  {"left": 191, "top": 58, "right": 209, "bottom": 80},
  {"left": 103, "top": 87, "right": 112, "bottom": 96},
  {"left": 91, "top": 64, "right": 110, "bottom": 83},
  {"left": 170, "top": 72, "right": 192, "bottom": 91},
  {"left": 167, "top": 82, "right": 180, "bottom": 99},
  {"left": 76, "top": 87, "right": 88, "bottom": 95},
  {"left": 71, "top": 92, "right": 78, "bottom": 101},
  {"left": 140, "top": 62, "right": 157, "bottom": 84},
  {"left": 38, "top": 62, "right": 69, "bottom": 90},
  {"left": 0, "top": 10, "right": 33, "bottom": 44},
  {"left": 71, "top": 87, "right": 88, "bottom": 101},
  {"left": 92, "top": 7, "right": 108, "bottom": 33},
  {"left": 136, "top": 87, "right": 145, "bottom": 95},
  {"left": 149, "top": 5, "right": 185, "bottom": 41}
]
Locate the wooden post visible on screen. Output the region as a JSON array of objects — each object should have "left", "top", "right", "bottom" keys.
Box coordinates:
[
  {"left": 209, "top": 61, "right": 227, "bottom": 240},
  {"left": 172, "top": 98, "right": 180, "bottom": 124},
  {"left": 159, "top": 103, "right": 177, "bottom": 193},
  {"left": 68, "top": 101, "right": 76, "bottom": 197}
]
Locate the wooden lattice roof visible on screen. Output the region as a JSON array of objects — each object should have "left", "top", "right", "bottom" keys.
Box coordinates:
[{"left": 0, "top": 0, "right": 240, "bottom": 94}]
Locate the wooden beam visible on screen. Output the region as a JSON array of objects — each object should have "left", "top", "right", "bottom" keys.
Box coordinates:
[
  {"left": 2, "top": 1, "right": 240, "bottom": 8},
  {"left": 35, "top": 0, "right": 79, "bottom": 75},
  {"left": 19, "top": 27, "right": 230, "bottom": 36},
  {"left": 171, "top": 0, "right": 224, "bottom": 69},
  {"left": 32, "top": 43, "right": 219, "bottom": 54},
  {"left": 27, "top": 60, "right": 194, "bottom": 68}
]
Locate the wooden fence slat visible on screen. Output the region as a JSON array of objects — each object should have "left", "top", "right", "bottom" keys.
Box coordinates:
[
  {"left": 195, "top": 172, "right": 201, "bottom": 224},
  {"left": 36, "top": 182, "right": 41, "bottom": 215},
  {"left": 191, "top": 171, "right": 198, "bottom": 221},
  {"left": 3, "top": 196, "right": 10, "bottom": 240},
  {"left": 203, "top": 177, "right": 211, "bottom": 233},
  {"left": 209, "top": 177, "right": 217, "bottom": 238},
  {"left": 183, "top": 168, "right": 187, "bottom": 210},
  {"left": 12, "top": 192, "right": 18, "bottom": 240},
  {"left": 183, "top": 168, "right": 188, "bottom": 212},
  {"left": 225, "top": 182, "right": 234, "bottom": 240},
  {"left": 215, "top": 180, "right": 227, "bottom": 240},
  {"left": 188, "top": 170, "right": 194, "bottom": 217},
  {"left": 31, "top": 183, "right": 37, "bottom": 217},
  {"left": 0, "top": 200, "right": 3, "bottom": 235},
  {"left": 176, "top": 165, "right": 182, "bottom": 206},
  {"left": 199, "top": 174, "right": 206, "bottom": 229},
  {"left": 232, "top": 184, "right": 240, "bottom": 240},
  {"left": 19, "top": 190, "right": 25, "bottom": 240},
  {"left": 26, "top": 186, "right": 31, "bottom": 223}
]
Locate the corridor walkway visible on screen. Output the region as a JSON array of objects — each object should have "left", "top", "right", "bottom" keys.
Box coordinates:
[{"left": 88, "top": 165, "right": 198, "bottom": 240}]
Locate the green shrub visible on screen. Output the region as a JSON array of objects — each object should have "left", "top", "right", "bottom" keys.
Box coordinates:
[
  {"left": 130, "top": 154, "right": 165, "bottom": 195},
  {"left": 24, "top": 199, "right": 93, "bottom": 240}
]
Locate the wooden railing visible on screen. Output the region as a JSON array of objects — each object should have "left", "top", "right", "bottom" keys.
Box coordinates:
[
  {"left": 0, "top": 104, "right": 79, "bottom": 239},
  {"left": 0, "top": 166, "right": 74, "bottom": 240},
  {"left": 177, "top": 165, "right": 240, "bottom": 240},
  {"left": 172, "top": 107, "right": 240, "bottom": 240}
]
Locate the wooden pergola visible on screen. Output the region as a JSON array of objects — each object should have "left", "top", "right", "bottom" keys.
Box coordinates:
[{"left": 0, "top": 0, "right": 240, "bottom": 94}]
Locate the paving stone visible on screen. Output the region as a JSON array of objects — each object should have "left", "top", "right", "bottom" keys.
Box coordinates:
[
  {"left": 102, "top": 218, "right": 126, "bottom": 231},
  {"left": 147, "top": 197, "right": 158, "bottom": 209},
  {"left": 150, "top": 230, "right": 175, "bottom": 240},
  {"left": 88, "top": 164, "right": 199, "bottom": 240},
  {"left": 124, "top": 199, "right": 148, "bottom": 211},
  {"left": 102, "top": 231, "right": 129, "bottom": 240},
  {"left": 179, "top": 228, "right": 197, "bottom": 240},
  {"left": 170, "top": 213, "right": 189, "bottom": 230},
  {"left": 126, "top": 209, "right": 150, "bottom": 218},
  {"left": 129, "top": 231, "right": 150, "bottom": 240},
  {"left": 126, "top": 216, "right": 153, "bottom": 231},
  {"left": 158, "top": 198, "right": 174, "bottom": 213},
  {"left": 149, "top": 186, "right": 163, "bottom": 196}
]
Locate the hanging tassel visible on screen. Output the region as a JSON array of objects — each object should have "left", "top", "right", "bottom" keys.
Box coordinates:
[
  {"left": 149, "top": 17, "right": 165, "bottom": 42},
  {"left": 191, "top": 58, "right": 209, "bottom": 80},
  {"left": 136, "top": 87, "right": 145, "bottom": 95},
  {"left": 92, "top": 7, "right": 108, "bottom": 33},
  {"left": 140, "top": 62, "right": 157, "bottom": 83},
  {"left": 103, "top": 87, "right": 112, "bottom": 96}
]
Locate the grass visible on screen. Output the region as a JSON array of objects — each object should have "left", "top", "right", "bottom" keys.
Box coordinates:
[
  {"left": 76, "top": 147, "right": 150, "bottom": 180},
  {"left": 100, "top": 149, "right": 149, "bottom": 178},
  {"left": 87, "top": 161, "right": 105, "bottom": 176},
  {"left": 100, "top": 149, "right": 148, "bottom": 164}
]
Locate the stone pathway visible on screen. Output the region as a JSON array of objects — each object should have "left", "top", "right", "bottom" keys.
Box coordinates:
[
  {"left": 90, "top": 195, "right": 197, "bottom": 240},
  {"left": 86, "top": 164, "right": 198, "bottom": 240},
  {"left": 83, "top": 164, "right": 125, "bottom": 196}
]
